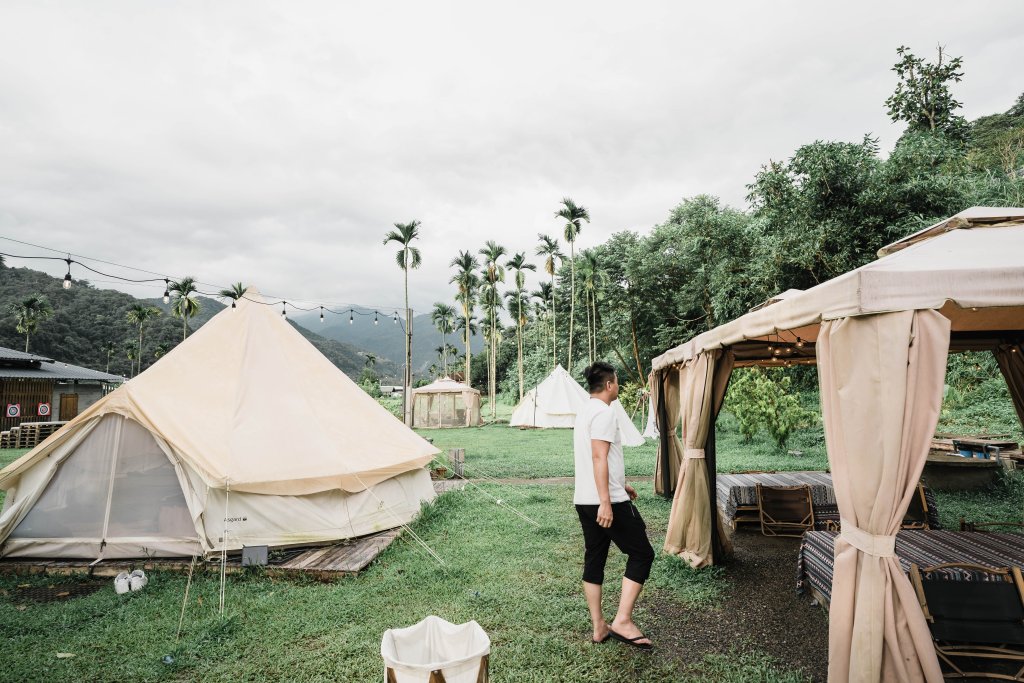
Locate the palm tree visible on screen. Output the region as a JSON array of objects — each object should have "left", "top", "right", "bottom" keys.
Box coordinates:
[
  {"left": 219, "top": 282, "right": 248, "bottom": 306},
  {"left": 555, "top": 198, "right": 590, "bottom": 370},
  {"left": 169, "top": 277, "right": 201, "bottom": 341},
  {"left": 126, "top": 304, "right": 161, "bottom": 376},
  {"left": 123, "top": 340, "right": 137, "bottom": 371},
  {"left": 506, "top": 252, "right": 536, "bottom": 400},
  {"left": 577, "top": 250, "right": 608, "bottom": 364},
  {"left": 364, "top": 353, "right": 377, "bottom": 369},
  {"left": 102, "top": 340, "right": 117, "bottom": 373},
  {"left": 535, "top": 234, "right": 564, "bottom": 369},
  {"left": 450, "top": 251, "right": 480, "bottom": 386},
  {"left": 431, "top": 302, "right": 457, "bottom": 376},
  {"left": 479, "top": 241, "right": 507, "bottom": 418},
  {"left": 532, "top": 285, "right": 551, "bottom": 356},
  {"left": 153, "top": 343, "right": 171, "bottom": 360},
  {"left": 8, "top": 295, "right": 54, "bottom": 353},
  {"left": 383, "top": 220, "right": 422, "bottom": 426}
]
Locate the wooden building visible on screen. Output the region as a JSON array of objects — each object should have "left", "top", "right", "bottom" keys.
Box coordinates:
[{"left": 0, "top": 347, "right": 123, "bottom": 431}]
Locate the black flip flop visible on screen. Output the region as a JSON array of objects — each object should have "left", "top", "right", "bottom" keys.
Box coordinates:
[
  {"left": 608, "top": 628, "right": 653, "bottom": 650},
  {"left": 591, "top": 631, "right": 611, "bottom": 644}
]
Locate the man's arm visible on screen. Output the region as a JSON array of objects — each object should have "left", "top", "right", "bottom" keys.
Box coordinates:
[{"left": 591, "top": 438, "right": 613, "bottom": 528}]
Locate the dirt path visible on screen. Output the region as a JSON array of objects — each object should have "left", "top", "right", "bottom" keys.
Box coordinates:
[{"left": 647, "top": 531, "right": 829, "bottom": 681}]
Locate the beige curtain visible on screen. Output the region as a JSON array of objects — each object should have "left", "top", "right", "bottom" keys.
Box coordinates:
[
  {"left": 818, "top": 310, "right": 948, "bottom": 683},
  {"left": 994, "top": 343, "right": 1024, "bottom": 431},
  {"left": 663, "top": 350, "right": 734, "bottom": 568},
  {"left": 653, "top": 368, "right": 683, "bottom": 496}
]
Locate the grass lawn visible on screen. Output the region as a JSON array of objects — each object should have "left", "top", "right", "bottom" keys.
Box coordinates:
[{"left": 0, "top": 482, "right": 809, "bottom": 682}]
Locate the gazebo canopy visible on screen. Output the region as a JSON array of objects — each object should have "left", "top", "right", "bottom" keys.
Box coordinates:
[
  {"left": 410, "top": 378, "right": 482, "bottom": 428},
  {"left": 652, "top": 207, "right": 1024, "bottom": 371}
]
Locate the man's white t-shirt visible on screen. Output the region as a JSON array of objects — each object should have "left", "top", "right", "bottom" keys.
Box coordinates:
[{"left": 574, "top": 398, "right": 628, "bottom": 505}]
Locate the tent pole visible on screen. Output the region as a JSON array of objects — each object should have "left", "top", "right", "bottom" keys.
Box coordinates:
[{"left": 706, "top": 417, "right": 722, "bottom": 563}]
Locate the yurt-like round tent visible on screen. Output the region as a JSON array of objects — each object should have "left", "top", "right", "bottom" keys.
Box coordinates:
[
  {"left": 410, "top": 378, "right": 482, "bottom": 428},
  {"left": 0, "top": 291, "right": 439, "bottom": 560}
]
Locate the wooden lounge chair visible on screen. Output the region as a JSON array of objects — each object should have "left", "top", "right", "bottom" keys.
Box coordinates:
[
  {"left": 901, "top": 483, "right": 932, "bottom": 530},
  {"left": 910, "top": 562, "right": 1024, "bottom": 681},
  {"left": 755, "top": 483, "right": 814, "bottom": 538}
]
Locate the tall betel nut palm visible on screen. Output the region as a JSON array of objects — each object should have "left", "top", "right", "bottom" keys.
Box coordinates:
[
  {"left": 126, "top": 303, "right": 161, "bottom": 377},
  {"left": 8, "top": 295, "right": 54, "bottom": 353},
  {"left": 431, "top": 302, "right": 457, "bottom": 376},
  {"left": 450, "top": 250, "right": 480, "bottom": 385},
  {"left": 479, "top": 241, "right": 507, "bottom": 419},
  {"left": 383, "top": 220, "right": 422, "bottom": 426},
  {"left": 555, "top": 198, "right": 589, "bottom": 370},
  {"left": 219, "top": 282, "right": 248, "bottom": 307},
  {"left": 169, "top": 277, "right": 201, "bottom": 341},
  {"left": 535, "top": 233, "right": 564, "bottom": 369},
  {"left": 506, "top": 251, "right": 536, "bottom": 400}
]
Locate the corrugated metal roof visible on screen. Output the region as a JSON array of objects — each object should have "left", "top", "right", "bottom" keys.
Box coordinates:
[
  {"left": 0, "top": 347, "right": 53, "bottom": 363},
  {"left": 0, "top": 346, "right": 123, "bottom": 382}
]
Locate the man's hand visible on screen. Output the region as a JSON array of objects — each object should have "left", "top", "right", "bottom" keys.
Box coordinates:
[
  {"left": 625, "top": 484, "right": 638, "bottom": 501},
  {"left": 597, "top": 501, "right": 613, "bottom": 528}
]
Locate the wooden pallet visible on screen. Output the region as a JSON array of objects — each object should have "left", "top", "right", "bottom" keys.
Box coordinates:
[{"left": 0, "top": 431, "right": 10, "bottom": 449}]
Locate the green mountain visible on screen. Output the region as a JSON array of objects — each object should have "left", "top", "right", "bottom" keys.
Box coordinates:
[{"left": 0, "top": 266, "right": 395, "bottom": 380}]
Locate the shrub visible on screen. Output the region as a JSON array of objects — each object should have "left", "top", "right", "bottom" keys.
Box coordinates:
[{"left": 724, "top": 368, "right": 818, "bottom": 450}]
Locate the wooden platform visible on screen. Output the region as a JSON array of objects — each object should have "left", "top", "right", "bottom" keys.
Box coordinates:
[{"left": 0, "top": 527, "right": 405, "bottom": 581}]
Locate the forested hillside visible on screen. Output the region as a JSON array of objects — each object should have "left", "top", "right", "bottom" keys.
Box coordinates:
[{"left": 0, "top": 267, "right": 396, "bottom": 380}]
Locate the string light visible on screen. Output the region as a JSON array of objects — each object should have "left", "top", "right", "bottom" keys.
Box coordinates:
[
  {"left": 320, "top": 306, "right": 325, "bottom": 323},
  {"left": 162, "top": 279, "right": 170, "bottom": 304},
  {"left": 374, "top": 312, "right": 379, "bottom": 325},
  {"left": 795, "top": 337, "right": 805, "bottom": 348},
  {"left": 349, "top": 310, "right": 354, "bottom": 325},
  {"left": 281, "top": 302, "right": 287, "bottom": 318},
  {"left": 231, "top": 300, "right": 236, "bottom": 309},
  {"left": 393, "top": 311, "right": 398, "bottom": 324},
  {"left": 62, "top": 257, "right": 73, "bottom": 289}
]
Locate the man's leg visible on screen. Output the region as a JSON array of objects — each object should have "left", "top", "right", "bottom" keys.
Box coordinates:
[
  {"left": 607, "top": 502, "right": 655, "bottom": 645},
  {"left": 582, "top": 581, "right": 608, "bottom": 641},
  {"left": 576, "top": 505, "right": 612, "bottom": 641}
]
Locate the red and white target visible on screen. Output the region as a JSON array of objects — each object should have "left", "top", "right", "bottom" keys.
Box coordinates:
[
  {"left": 6, "top": 404, "right": 20, "bottom": 418},
  {"left": 37, "top": 402, "right": 51, "bottom": 417}
]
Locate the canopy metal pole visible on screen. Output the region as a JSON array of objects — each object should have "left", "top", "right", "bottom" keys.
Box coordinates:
[{"left": 656, "top": 370, "right": 673, "bottom": 498}]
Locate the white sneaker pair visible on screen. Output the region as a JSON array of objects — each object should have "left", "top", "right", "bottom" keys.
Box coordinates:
[{"left": 113, "top": 569, "right": 148, "bottom": 594}]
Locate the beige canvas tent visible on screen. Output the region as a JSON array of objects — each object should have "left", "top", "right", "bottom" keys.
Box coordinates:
[
  {"left": 509, "top": 365, "right": 645, "bottom": 445},
  {"left": 0, "top": 292, "right": 439, "bottom": 560},
  {"left": 650, "top": 207, "right": 1024, "bottom": 681},
  {"left": 411, "top": 378, "right": 482, "bottom": 428}
]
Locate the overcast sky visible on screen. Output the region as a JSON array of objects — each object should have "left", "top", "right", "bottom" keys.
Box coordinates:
[{"left": 1, "top": 1, "right": 1022, "bottom": 316}]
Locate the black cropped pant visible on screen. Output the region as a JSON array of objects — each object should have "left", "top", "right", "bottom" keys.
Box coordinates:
[{"left": 575, "top": 500, "right": 655, "bottom": 585}]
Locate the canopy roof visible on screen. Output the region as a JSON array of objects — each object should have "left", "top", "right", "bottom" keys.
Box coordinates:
[
  {"left": 653, "top": 207, "right": 1024, "bottom": 371},
  {"left": 0, "top": 291, "right": 439, "bottom": 495},
  {"left": 412, "top": 378, "right": 479, "bottom": 395}
]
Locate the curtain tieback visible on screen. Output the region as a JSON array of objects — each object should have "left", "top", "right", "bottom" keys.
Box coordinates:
[
  {"left": 683, "top": 448, "right": 705, "bottom": 460},
  {"left": 840, "top": 519, "right": 896, "bottom": 558}
]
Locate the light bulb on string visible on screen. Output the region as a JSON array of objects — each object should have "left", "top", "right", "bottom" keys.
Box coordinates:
[
  {"left": 374, "top": 312, "right": 379, "bottom": 325},
  {"left": 349, "top": 310, "right": 354, "bottom": 325},
  {"left": 281, "top": 302, "right": 287, "bottom": 318},
  {"left": 62, "top": 258, "right": 72, "bottom": 289},
  {"left": 393, "top": 311, "right": 398, "bottom": 324},
  {"left": 231, "top": 300, "right": 236, "bottom": 309},
  {"left": 163, "top": 279, "right": 170, "bottom": 304},
  {"left": 795, "top": 337, "right": 805, "bottom": 348},
  {"left": 320, "top": 306, "right": 325, "bottom": 323}
]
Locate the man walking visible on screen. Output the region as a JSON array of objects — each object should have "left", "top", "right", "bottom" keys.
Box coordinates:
[{"left": 574, "top": 361, "right": 655, "bottom": 649}]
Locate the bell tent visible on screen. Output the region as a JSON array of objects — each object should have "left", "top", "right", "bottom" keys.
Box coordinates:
[
  {"left": 0, "top": 291, "right": 439, "bottom": 560},
  {"left": 509, "top": 365, "right": 645, "bottom": 445},
  {"left": 411, "top": 378, "right": 482, "bottom": 428}
]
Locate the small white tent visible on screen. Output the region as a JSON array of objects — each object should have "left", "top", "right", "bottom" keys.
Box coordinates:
[
  {"left": 509, "top": 365, "right": 644, "bottom": 445},
  {"left": 411, "top": 378, "right": 482, "bottom": 428},
  {"left": 0, "top": 292, "right": 438, "bottom": 559}
]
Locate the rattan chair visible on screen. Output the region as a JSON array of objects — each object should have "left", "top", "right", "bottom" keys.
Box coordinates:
[
  {"left": 901, "top": 483, "right": 932, "bottom": 530},
  {"left": 755, "top": 483, "right": 814, "bottom": 537},
  {"left": 910, "top": 562, "right": 1024, "bottom": 681}
]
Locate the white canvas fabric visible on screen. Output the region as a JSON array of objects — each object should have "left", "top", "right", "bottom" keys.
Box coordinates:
[
  {"left": 0, "top": 292, "right": 439, "bottom": 559},
  {"left": 509, "top": 366, "right": 644, "bottom": 445},
  {"left": 381, "top": 616, "right": 490, "bottom": 683}
]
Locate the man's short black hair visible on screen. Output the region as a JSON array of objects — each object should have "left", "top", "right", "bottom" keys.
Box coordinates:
[{"left": 583, "top": 361, "right": 616, "bottom": 393}]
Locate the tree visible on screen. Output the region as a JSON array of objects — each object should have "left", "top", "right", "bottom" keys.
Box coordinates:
[
  {"left": 430, "top": 302, "right": 457, "bottom": 376},
  {"left": 364, "top": 353, "right": 377, "bottom": 369},
  {"left": 535, "top": 233, "right": 564, "bottom": 369},
  {"left": 8, "top": 295, "right": 54, "bottom": 353},
  {"left": 169, "top": 277, "right": 201, "bottom": 341},
  {"left": 102, "top": 340, "right": 117, "bottom": 373},
  {"left": 125, "top": 304, "right": 161, "bottom": 376},
  {"left": 450, "top": 250, "right": 480, "bottom": 386},
  {"left": 885, "top": 45, "right": 967, "bottom": 140},
  {"left": 578, "top": 250, "right": 607, "bottom": 363},
  {"left": 383, "top": 220, "right": 422, "bottom": 426},
  {"left": 123, "top": 340, "right": 137, "bottom": 371},
  {"left": 153, "top": 343, "right": 170, "bottom": 359},
  {"left": 555, "top": 198, "right": 589, "bottom": 370},
  {"left": 479, "top": 241, "right": 507, "bottom": 418},
  {"left": 219, "top": 282, "right": 248, "bottom": 305},
  {"left": 506, "top": 252, "right": 536, "bottom": 400}
]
